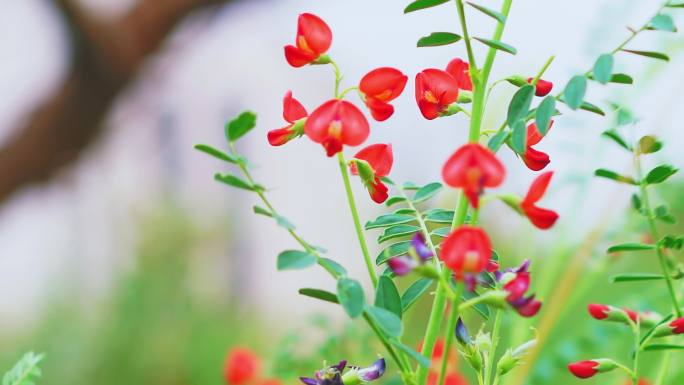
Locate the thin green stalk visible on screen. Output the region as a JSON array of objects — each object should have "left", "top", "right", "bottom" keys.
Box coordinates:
[
  {"left": 337, "top": 152, "right": 378, "bottom": 287},
  {"left": 531, "top": 55, "right": 555, "bottom": 85},
  {"left": 485, "top": 310, "right": 503, "bottom": 385},
  {"left": 437, "top": 287, "right": 465, "bottom": 385},
  {"left": 655, "top": 352, "right": 670, "bottom": 385},
  {"left": 454, "top": 0, "right": 478, "bottom": 71},
  {"left": 635, "top": 153, "right": 682, "bottom": 316},
  {"left": 632, "top": 322, "right": 640, "bottom": 385},
  {"left": 331, "top": 60, "right": 342, "bottom": 98}
]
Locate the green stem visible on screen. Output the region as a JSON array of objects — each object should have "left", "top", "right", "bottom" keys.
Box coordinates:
[
  {"left": 631, "top": 321, "right": 641, "bottom": 385},
  {"left": 454, "top": 0, "right": 478, "bottom": 71},
  {"left": 363, "top": 313, "right": 410, "bottom": 374},
  {"left": 484, "top": 310, "right": 503, "bottom": 385},
  {"left": 655, "top": 352, "right": 670, "bottom": 385},
  {"left": 437, "top": 287, "right": 464, "bottom": 385},
  {"left": 635, "top": 153, "right": 682, "bottom": 317},
  {"left": 531, "top": 55, "right": 555, "bottom": 85},
  {"left": 337, "top": 152, "right": 378, "bottom": 287},
  {"left": 331, "top": 60, "right": 342, "bottom": 98}
]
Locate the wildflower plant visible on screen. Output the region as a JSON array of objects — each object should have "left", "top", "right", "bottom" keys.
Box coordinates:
[{"left": 195, "top": 1, "right": 683, "bottom": 384}]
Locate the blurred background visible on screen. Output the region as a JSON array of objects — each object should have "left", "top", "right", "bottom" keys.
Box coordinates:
[{"left": 1, "top": 0, "right": 683, "bottom": 384}]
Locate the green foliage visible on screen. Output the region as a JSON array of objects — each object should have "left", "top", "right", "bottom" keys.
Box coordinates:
[
  {"left": 366, "top": 306, "right": 402, "bottom": 337},
  {"left": 592, "top": 54, "right": 614, "bottom": 84},
  {"left": 412, "top": 182, "right": 443, "bottom": 203},
  {"left": 194, "top": 144, "right": 237, "bottom": 163},
  {"left": 473, "top": 37, "right": 517, "bottom": 55},
  {"left": 401, "top": 278, "right": 433, "bottom": 312},
  {"left": 610, "top": 273, "right": 666, "bottom": 283},
  {"left": 645, "top": 165, "right": 678, "bottom": 184},
  {"left": 365, "top": 214, "right": 416, "bottom": 229},
  {"left": 487, "top": 130, "right": 508, "bottom": 151},
  {"left": 649, "top": 14, "right": 677, "bottom": 32},
  {"left": 390, "top": 340, "right": 431, "bottom": 368},
  {"left": 404, "top": 0, "right": 450, "bottom": 13},
  {"left": 299, "top": 288, "right": 339, "bottom": 304},
  {"left": 562, "top": 75, "right": 587, "bottom": 110},
  {"left": 225, "top": 111, "right": 257, "bottom": 142},
  {"left": 466, "top": 2, "right": 506, "bottom": 23},
  {"left": 2, "top": 352, "right": 43, "bottom": 385},
  {"left": 638, "top": 135, "right": 663, "bottom": 154},
  {"left": 375, "top": 276, "right": 403, "bottom": 318},
  {"left": 594, "top": 169, "right": 637, "bottom": 185},
  {"left": 509, "top": 120, "right": 527, "bottom": 155},
  {"left": 378, "top": 225, "right": 420, "bottom": 243},
  {"left": 376, "top": 241, "right": 412, "bottom": 265},
  {"left": 416, "top": 32, "right": 462, "bottom": 47},
  {"left": 214, "top": 173, "right": 262, "bottom": 191},
  {"left": 607, "top": 243, "right": 655, "bottom": 252},
  {"left": 601, "top": 129, "right": 632, "bottom": 151},
  {"left": 621, "top": 49, "right": 670, "bottom": 61},
  {"left": 535, "top": 96, "right": 556, "bottom": 136},
  {"left": 277, "top": 250, "right": 317, "bottom": 270},
  {"left": 337, "top": 278, "right": 365, "bottom": 318},
  {"left": 507, "top": 85, "right": 534, "bottom": 127}
]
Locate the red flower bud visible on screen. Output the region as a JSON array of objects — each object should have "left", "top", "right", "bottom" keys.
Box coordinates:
[
  {"left": 268, "top": 91, "right": 308, "bottom": 146},
  {"left": 442, "top": 143, "right": 505, "bottom": 208},
  {"left": 521, "top": 171, "right": 559, "bottom": 229},
  {"left": 359, "top": 67, "right": 408, "bottom": 121},
  {"left": 351, "top": 144, "right": 393, "bottom": 204},
  {"left": 305, "top": 100, "right": 369, "bottom": 156},
  {"left": 522, "top": 122, "right": 552, "bottom": 171},
  {"left": 527, "top": 77, "right": 553, "bottom": 97},
  {"left": 588, "top": 304, "right": 610, "bottom": 320},
  {"left": 284, "top": 13, "right": 332, "bottom": 67},
  {"left": 439, "top": 226, "right": 492, "bottom": 275},
  {"left": 224, "top": 347, "right": 260, "bottom": 385},
  {"left": 415, "top": 69, "right": 459, "bottom": 120},
  {"left": 568, "top": 360, "right": 599, "bottom": 379},
  {"left": 670, "top": 317, "right": 684, "bottom": 334},
  {"left": 445, "top": 58, "right": 473, "bottom": 91}
]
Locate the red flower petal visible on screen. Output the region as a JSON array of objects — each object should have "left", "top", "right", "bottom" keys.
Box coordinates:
[
  {"left": 415, "top": 69, "right": 459, "bottom": 120},
  {"left": 504, "top": 272, "right": 530, "bottom": 302},
  {"left": 283, "top": 91, "right": 307, "bottom": 123},
  {"left": 670, "top": 317, "right": 684, "bottom": 334},
  {"left": 365, "top": 98, "right": 395, "bottom": 122},
  {"left": 368, "top": 178, "right": 389, "bottom": 204},
  {"left": 442, "top": 143, "right": 505, "bottom": 208},
  {"left": 522, "top": 147, "right": 550, "bottom": 171},
  {"left": 305, "top": 100, "right": 369, "bottom": 156},
  {"left": 296, "top": 13, "right": 332, "bottom": 56},
  {"left": 515, "top": 297, "right": 542, "bottom": 317},
  {"left": 527, "top": 77, "right": 554, "bottom": 97},
  {"left": 445, "top": 58, "right": 473, "bottom": 91},
  {"left": 359, "top": 67, "right": 408, "bottom": 102},
  {"left": 568, "top": 361, "right": 599, "bottom": 379},
  {"left": 284, "top": 45, "right": 318, "bottom": 67},
  {"left": 439, "top": 226, "right": 492, "bottom": 275},
  {"left": 267, "top": 126, "right": 294, "bottom": 146},
  {"left": 521, "top": 204, "right": 558, "bottom": 229},
  {"left": 588, "top": 304, "right": 610, "bottom": 320},
  {"left": 224, "top": 348, "right": 260, "bottom": 385},
  {"left": 352, "top": 143, "right": 393, "bottom": 177},
  {"left": 523, "top": 171, "right": 553, "bottom": 205}
]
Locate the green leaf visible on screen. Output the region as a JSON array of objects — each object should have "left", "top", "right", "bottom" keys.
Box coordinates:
[
  {"left": 621, "top": 49, "right": 670, "bottom": 61},
  {"left": 644, "top": 344, "right": 684, "bottom": 351},
  {"left": 401, "top": 278, "right": 433, "bottom": 312},
  {"left": 578, "top": 101, "right": 606, "bottom": 116},
  {"left": 226, "top": 111, "right": 257, "bottom": 142},
  {"left": 390, "top": 340, "right": 431, "bottom": 368},
  {"left": 608, "top": 73, "right": 634, "bottom": 84},
  {"left": 378, "top": 225, "right": 421, "bottom": 243},
  {"left": 395, "top": 208, "right": 417, "bottom": 215},
  {"left": 631, "top": 194, "right": 642, "bottom": 211},
  {"left": 253, "top": 205, "right": 273, "bottom": 217},
  {"left": 654, "top": 205, "right": 677, "bottom": 224},
  {"left": 645, "top": 165, "right": 678, "bottom": 184},
  {"left": 601, "top": 129, "right": 632, "bottom": 151},
  {"left": 319, "top": 258, "right": 348, "bottom": 277},
  {"left": 607, "top": 243, "right": 655, "bottom": 252},
  {"left": 487, "top": 130, "right": 509, "bottom": 152},
  {"left": 649, "top": 14, "right": 677, "bottom": 32},
  {"left": 535, "top": 96, "right": 556, "bottom": 136},
  {"left": 638, "top": 135, "right": 663, "bottom": 154},
  {"left": 666, "top": 2, "right": 684, "bottom": 8},
  {"left": 194, "top": 144, "right": 237, "bottom": 163},
  {"left": 466, "top": 2, "right": 506, "bottom": 23},
  {"left": 417, "top": 32, "right": 462, "bottom": 47},
  {"left": 402, "top": 181, "right": 422, "bottom": 190},
  {"left": 660, "top": 235, "right": 684, "bottom": 250},
  {"left": 375, "top": 276, "right": 403, "bottom": 318},
  {"left": 376, "top": 241, "right": 412, "bottom": 265},
  {"left": 592, "top": 54, "right": 614, "bottom": 84},
  {"left": 507, "top": 85, "right": 535, "bottom": 127},
  {"left": 353, "top": 159, "right": 376, "bottom": 185},
  {"left": 365, "top": 214, "right": 416, "bottom": 230},
  {"left": 404, "top": 0, "right": 450, "bottom": 13},
  {"left": 563, "top": 75, "right": 587, "bottom": 110},
  {"left": 431, "top": 227, "right": 451, "bottom": 238},
  {"left": 366, "top": 305, "right": 403, "bottom": 337},
  {"left": 2, "top": 352, "right": 44, "bottom": 385},
  {"left": 277, "top": 250, "right": 317, "bottom": 270},
  {"left": 276, "top": 215, "right": 296, "bottom": 230},
  {"left": 611, "top": 273, "right": 665, "bottom": 283},
  {"left": 473, "top": 37, "right": 517, "bottom": 55},
  {"left": 461, "top": 290, "right": 490, "bottom": 319},
  {"left": 337, "top": 278, "right": 365, "bottom": 318},
  {"left": 424, "top": 209, "right": 455, "bottom": 224},
  {"left": 385, "top": 196, "right": 407, "bottom": 207},
  {"left": 594, "top": 169, "right": 637, "bottom": 185},
  {"left": 510, "top": 120, "right": 527, "bottom": 155},
  {"left": 299, "top": 288, "right": 339, "bottom": 304},
  {"left": 413, "top": 182, "right": 443, "bottom": 203},
  {"left": 214, "top": 173, "right": 260, "bottom": 191}
]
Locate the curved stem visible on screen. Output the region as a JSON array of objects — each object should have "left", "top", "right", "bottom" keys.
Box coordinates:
[
  {"left": 484, "top": 310, "right": 503, "bottom": 385},
  {"left": 437, "top": 288, "right": 464, "bottom": 385},
  {"left": 337, "top": 152, "right": 378, "bottom": 287},
  {"left": 331, "top": 60, "right": 343, "bottom": 98}
]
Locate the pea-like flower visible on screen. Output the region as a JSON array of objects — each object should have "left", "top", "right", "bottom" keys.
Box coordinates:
[
  {"left": 442, "top": 143, "right": 506, "bottom": 208},
  {"left": 359, "top": 67, "right": 408, "bottom": 121},
  {"left": 568, "top": 359, "right": 617, "bottom": 379},
  {"left": 653, "top": 316, "right": 684, "bottom": 337},
  {"left": 521, "top": 171, "right": 559, "bottom": 229},
  {"left": 502, "top": 263, "right": 542, "bottom": 317},
  {"left": 268, "top": 91, "right": 308, "bottom": 146},
  {"left": 522, "top": 121, "right": 553, "bottom": 171},
  {"left": 224, "top": 347, "right": 260, "bottom": 385},
  {"left": 299, "top": 358, "right": 385, "bottom": 385},
  {"left": 439, "top": 226, "right": 492, "bottom": 277},
  {"left": 415, "top": 69, "right": 460, "bottom": 120},
  {"left": 526, "top": 77, "right": 553, "bottom": 97},
  {"left": 350, "top": 143, "right": 393, "bottom": 203},
  {"left": 284, "top": 13, "right": 333, "bottom": 68},
  {"left": 446, "top": 58, "right": 473, "bottom": 91},
  {"left": 387, "top": 233, "right": 434, "bottom": 276},
  {"left": 305, "top": 100, "right": 370, "bottom": 156}
]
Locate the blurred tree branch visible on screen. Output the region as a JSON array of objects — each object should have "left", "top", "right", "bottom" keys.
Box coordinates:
[{"left": 0, "top": 0, "right": 231, "bottom": 203}]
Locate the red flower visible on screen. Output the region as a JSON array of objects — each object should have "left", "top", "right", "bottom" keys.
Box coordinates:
[
  {"left": 284, "top": 13, "right": 332, "bottom": 67},
  {"left": 568, "top": 360, "right": 599, "bottom": 379},
  {"left": 268, "top": 91, "right": 308, "bottom": 146},
  {"left": 351, "top": 143, "right": 393, "bottom": 203},
  {"left": 439, "top": 226, "right": 492, "bottom": 276},
  {"left": 504, "top": 272, "right": 530, "bottom": 302},
  {"left": 442, "top": 143, "right": 505, "bottom": 208},
  {"left": 522, "top": 121, "right": 552, "bottom": 171},
  {"left": 305, "top": 100, "right": 370, "bottom": 156},
  {"left": 670, "top": 317, "right": 684, "bottom": 334},
  {"left": 527, "top": 78, "right": 553, "bottom": 97},
  {"left": 446, "top": 59, "right": 473, "bottom": 91},
  {"left": 224, "top": 347, "right": 260, "bottom": 385},
  {"left": 257, "top": 380, "right": 283, "bottom": 385},
  {"left": 521, "top": 171, "right": 559, "bottom": 229},
  {"left": 427, "top": 372, "right": 469, "bottom": 385},
  {"left": 415, "top": 69, "right": 460, "bottom": 120},
  {"left": 587, "top": 304, "right": 610, "bottom": 320},
  {"left": 359, "top": 67, "right": 408, "bottom": 121}
]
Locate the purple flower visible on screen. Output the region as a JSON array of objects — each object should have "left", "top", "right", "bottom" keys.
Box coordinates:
[
  {"left": 411, "top": 233, "right": 433, "bottom": 261},
  {"left": 387, "top": 233, "right": 433, "bottom": 276},
  {"left": 455, "top": 317, "right": 471, "bottom": 345},
  {"left": 356, "top": 358, "right": 386, "bottom": 381},
  {"left": 299, "top": 359, "right": 385, "bottom": 385},
  {"left": 387, "top": 256, "right": 417, "bottom": 276}
]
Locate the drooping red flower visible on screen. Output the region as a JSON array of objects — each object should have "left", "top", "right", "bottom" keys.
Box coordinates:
[
  {"left": 522, "top": 121, "right": 553, "bottom": 171},
  {"left": 284, "top": 13, "right": 332, "bottom": 67},
  {"left": 359, "top": 67, "right": 408, "bottom": 121},
  {"left": 442, "top": 143, "right": 505, "bottom": 208},
  {"left": 351, "top": 143, "right": 393, "bottom": 203},
  {"left": 268, "top": 91, "right": 308, "bottom": 146},
  {"left": 446, "top": 59, "right": 473, "bottom": 91},
  {"left": 527, "top": 78, "right": 553, "bottom": 97},
  {"left": 521, "top": 171, "right": 559, "bottom": 229},
  {"left": 439, "top": 226, "right": 492, "bottom": 276},
  {"left": 305, "top": 99, "right": 369, "bottom": 156},
  {"left": 224, "top": 347, "right": 260, "bottom": 385},
  {"left": 415, "top": 69, "right": 460, "bottom": 120},
  {"left": 568, "top": 360, "right": 599, "bottom": 379}
]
